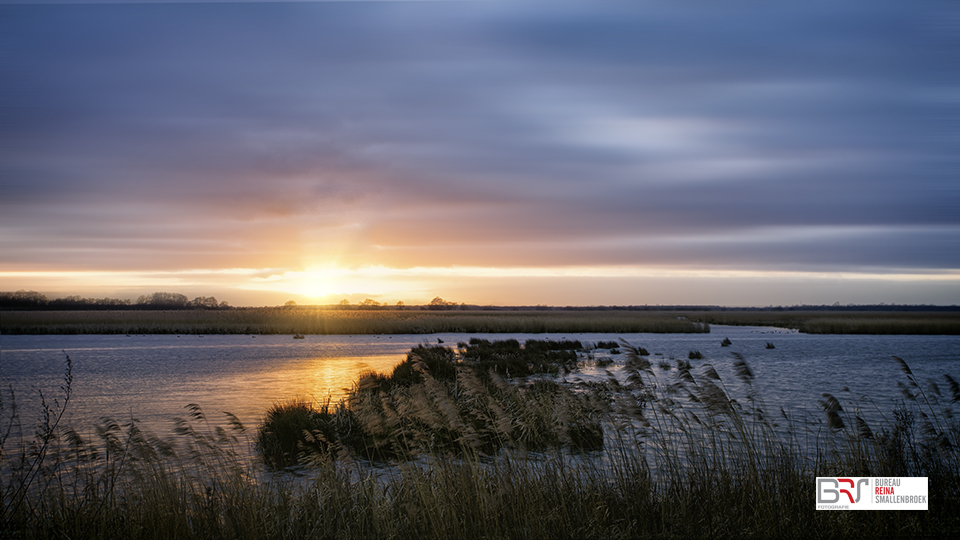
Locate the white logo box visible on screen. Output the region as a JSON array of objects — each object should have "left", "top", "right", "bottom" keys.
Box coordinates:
[{"left": 816, "top": 477, "right": 928, "bottom": 510}]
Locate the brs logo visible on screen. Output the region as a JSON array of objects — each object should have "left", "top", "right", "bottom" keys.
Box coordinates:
[{"left": 817, "top": 478, "right": 870, "bottom": 504}]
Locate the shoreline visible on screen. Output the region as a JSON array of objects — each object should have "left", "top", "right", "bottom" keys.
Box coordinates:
[{"left": 2, "top": 308, "right": 959, "bottom": 335}]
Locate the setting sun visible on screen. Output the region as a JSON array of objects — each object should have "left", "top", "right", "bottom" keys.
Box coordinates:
[{"left": 242, "top": 267, "right": 416, "bottom": 304}]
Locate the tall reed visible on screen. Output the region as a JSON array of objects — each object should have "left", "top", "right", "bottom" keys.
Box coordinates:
[{"left": 3, "top": 346, "right": 958, "bottom": 539}]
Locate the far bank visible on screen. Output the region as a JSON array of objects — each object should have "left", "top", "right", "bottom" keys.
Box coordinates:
[{"left": 1, "top": 308, "right": 958, "bottom": 335}]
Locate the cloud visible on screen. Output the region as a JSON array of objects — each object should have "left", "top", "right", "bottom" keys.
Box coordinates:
[{"left": 0, "top": 0, "right": 956, "bottom": 300}]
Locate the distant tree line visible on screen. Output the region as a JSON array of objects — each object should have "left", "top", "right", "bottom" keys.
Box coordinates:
[
  {"left": 3, "top": 289, "right": 955, "bottom": 311},
  {"left": 329, "top": 297, "right": 468, "bottom": 311},
  {"left": 426, "top": 296, "right": 465, "bottom": 310},
  {"left": 0, "top": 290, "right": 230, "bottom": 310}
]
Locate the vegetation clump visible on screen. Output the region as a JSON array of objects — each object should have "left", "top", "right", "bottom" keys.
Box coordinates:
[
  {"left": 255, "top": 399, "right": 349, "bottom": 469},
  {"left": 253, "top": 339, "right": 601, "bottom": 464},
  {"left": 359, "top": 344, "right": 460, "bottom": 392},
  {"left": 459, "top": 338, "right": 582, "bottom": 376}
]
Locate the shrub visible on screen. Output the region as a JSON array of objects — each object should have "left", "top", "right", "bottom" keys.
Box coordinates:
[{"left": 255, "top": 399, "right": 338, "bottom": 469}]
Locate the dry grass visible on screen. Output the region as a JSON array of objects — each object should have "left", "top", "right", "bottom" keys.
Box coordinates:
[
  {"left": 5, "top": 308, "right": 957, "bottom": 335},
  {"left": 684, "top": 310, "right": 960, "bottom": 334},
  {"left": 0, "top": 308, "right": 709, "bottom": 335}
]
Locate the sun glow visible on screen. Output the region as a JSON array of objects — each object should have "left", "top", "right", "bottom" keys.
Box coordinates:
[
  {"left": 2, "top": 265, "right": 958, "bottom": 307},
  {"left": 275, "top": 268, "right": 344, "bottom": 300},
  {"left": 293, "top": 278, "right": 337, "bottom": 300},
  {"left": 247, "top": 267, "right": 416, "bottom": 301}
]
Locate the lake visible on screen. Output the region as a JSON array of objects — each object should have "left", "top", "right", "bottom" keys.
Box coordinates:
[{"left": 1, "top": 326, "right": 958, "bottom": 440}]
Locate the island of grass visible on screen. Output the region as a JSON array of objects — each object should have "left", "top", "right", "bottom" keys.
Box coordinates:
[{"left": 256, "top": 338, "right": 599, "bottom": 467}]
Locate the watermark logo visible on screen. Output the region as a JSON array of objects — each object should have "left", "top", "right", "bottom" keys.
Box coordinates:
[
  {"left": 817, "top": 478, "right": 870, "bottom": 505},
  {"left": 816, "top": 477, "right": 928, "bottom": 510}
]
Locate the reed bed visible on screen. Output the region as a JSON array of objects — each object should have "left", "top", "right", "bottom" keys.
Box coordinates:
[
  {"left": 4, "top": 308, "right": 956, "bottom": 335},
  {"left": 2, "top": 347, "right": 959, "bottom": 539},
  {"left": 256, "top": 340, "right": 601, "bottom": 467},
  {"left": 684, "top": 310, "right": 960, "bottom": 335},
  {"left": 0, "top": 308, "right": 709, "bottom": 335}
]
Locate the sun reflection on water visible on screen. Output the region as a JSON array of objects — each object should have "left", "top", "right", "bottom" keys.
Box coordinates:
[{"left": 304, "top": 355, "right": 403, "bottom": 403}]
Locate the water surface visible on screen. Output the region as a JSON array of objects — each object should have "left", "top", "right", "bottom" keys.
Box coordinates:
[{"left": 2, "top": 327, "right": 957, "bottom": 437}]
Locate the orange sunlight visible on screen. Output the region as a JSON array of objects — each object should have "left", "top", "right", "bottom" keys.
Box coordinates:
[{"left": 2, "top": 266, "right": 959, "bottom": 307}]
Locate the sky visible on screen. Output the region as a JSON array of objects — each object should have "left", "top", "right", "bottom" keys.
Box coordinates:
[{"left": 1, "top": 0, "right": 957, "bottom": 307}]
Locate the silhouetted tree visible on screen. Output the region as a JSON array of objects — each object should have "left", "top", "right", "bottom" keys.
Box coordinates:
[
  {"left": 96, "top": 297, "right": 131, "bottom": 307},
  {"left": 135, "top": 292, "right": 189, "bottom": 309},
  {"left": 47, "top": 296, "right": 131, "bottom": 309},
  {"left": 427, "top": 296, "right": 457, "bottom": 311},
  {"left": 359, "top": 298, "right": 381, "bottom": 310},
  {"left": 0, "top": 290, "right": 48, "bottom": 308},
  {"left": 191, "top": 296, "right": 220, "bottom": 309}
]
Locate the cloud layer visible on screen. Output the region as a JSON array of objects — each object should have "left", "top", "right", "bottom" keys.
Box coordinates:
[{"left": 1, "top": 1, "right": 957, "bottom": 304}]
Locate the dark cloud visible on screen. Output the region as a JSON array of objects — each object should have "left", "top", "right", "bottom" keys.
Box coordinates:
[{"left": 1, "top": 0, "right": 956, "bottom": 278}]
